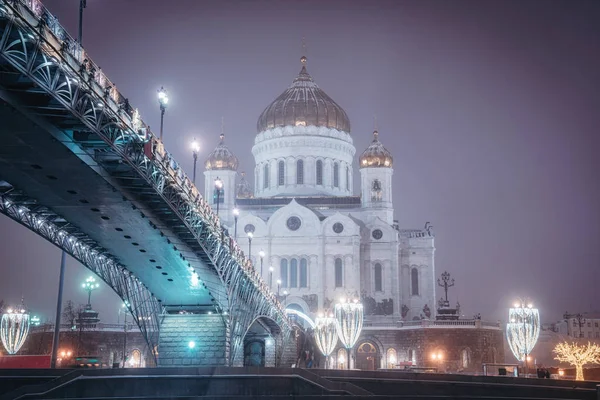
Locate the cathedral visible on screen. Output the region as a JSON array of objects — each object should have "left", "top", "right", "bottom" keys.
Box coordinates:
[{"left": 203, "top": 56, "right": 503, "bottom": 371}]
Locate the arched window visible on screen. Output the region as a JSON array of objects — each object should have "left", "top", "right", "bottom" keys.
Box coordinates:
[
  {"left": 386, "top": 348, "right": 397, "bottom": 369},
  {"left": 316, "top": 160, "right": 323, "bottom": 185},
  {"left": 335, "top": 258, "right": 343, "bottom": 288},
  {"left": 263, "top": 164, "right": 270, "bottom": 189},
  {"left": 371, "top": 179, "right": 382, "bottom": 201},
  {"left": 278, "top": 160, "right": 285, "bottom": 186},
  {"left": 296, "top": 159, "right": 304, "bottom": 184},
  {"left": 411, "top": 268, "right": 419, "bottom": 296},
  {"left": 299, "top": 258, "right": 308, "bottom": 288},
  {"left": 280, "top": 259, "right": 288, "bottom": 288},
  {"left": 461, "top": 348, "right": 470, "bottom": 369},
  {"left": 333, "top": 162, "right": 339, "bottom": 188},
  {"left": 374, "top": 263, "right": 382, "bottom": 292},
  {"left": 290, "top": 259, "right": 298, "bottom": 288},
  {"left": 346, "top": 166, "right": 350, "bottom": 191}
]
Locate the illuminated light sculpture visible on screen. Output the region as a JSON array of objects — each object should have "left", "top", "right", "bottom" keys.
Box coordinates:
[
  {"left": 334, "top": 298, "right": 364, "bottom": 369},
  {"left": 1, "top": 307, "right": 30, "bottom": 355},
  {"left": 314, "top": 314, "right": 339, "bottom": 369},
  {"left": 506, "top": 302, "right": 540, "bottom": 375},
  {"left": 553, "top": 341, "right": 600, "bottom": 381}
]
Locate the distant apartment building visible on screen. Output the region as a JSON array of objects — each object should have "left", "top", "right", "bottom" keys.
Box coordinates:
[{"left": 554, "top": 313, "right": 600, "bottom": 339}]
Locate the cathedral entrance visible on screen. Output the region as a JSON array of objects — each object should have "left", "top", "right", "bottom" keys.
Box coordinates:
[
  {"left": 243, "top": 340, "right": 265, "bottom": 367},
  {"left": 355, "top": 342, "right": 379, "bottom": 370}
]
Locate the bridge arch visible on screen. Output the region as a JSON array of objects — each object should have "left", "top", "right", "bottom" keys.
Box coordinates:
[{"left": 0, "top": 189, "right": 162, "bottom": 363}]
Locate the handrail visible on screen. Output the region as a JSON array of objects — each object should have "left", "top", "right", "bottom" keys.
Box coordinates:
[{"left": 1, "top": 0, "right": 289, "bottom": 325}]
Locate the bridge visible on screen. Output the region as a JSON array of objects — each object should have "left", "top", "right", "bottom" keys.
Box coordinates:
[{"left": 0, "top": 0, "right": 292, "bottom": 367}]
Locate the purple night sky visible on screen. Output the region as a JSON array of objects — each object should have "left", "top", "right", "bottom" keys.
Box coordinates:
[{"left": 0, "top": 0, "right": 598, "bottom": 325}]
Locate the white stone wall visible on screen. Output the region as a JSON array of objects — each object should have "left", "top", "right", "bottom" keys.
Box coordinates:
[
  {"left": 400, "top": 235, "right": 436, "bottom": 320},
  {"left": 252, "top": 125, "right": 355, "bottom": 197},
  {"left": 359, "top": 167, "right": 394, "bottom": 225}
]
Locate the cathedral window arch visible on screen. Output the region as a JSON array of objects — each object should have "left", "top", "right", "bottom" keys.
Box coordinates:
[
  {"left": 346, "top": 166, "right": 350, "bottom": 191},
  {"left": 333, "top": 162, "right": 339, "bottom": 188},
  {"left": 316, "top": 160, "right": 323, "bottom": 185},
  {"left": 371, "top": 179, "right": 382, "bottom": 201},
  {"left": 296, "top": 159, "right": 304, "bottom": 184},
  {"left": 278, "top": 160, "right": 285, "bottom": 186},
  {"left": 290, "top": 259, "right": 298, "bottom": 288},
  {"left": 411, "top": 267, "right": 419, "bottom": 296},
  {"left": 263, "top": 164, "right": 270, "bottom": 189},
  {"left": 334, "top": 258, "right": 343, "bottom": 288},
  {"left": 374, "top": 263, "right": 383, "bottom": 292},
  {"left": 280, "top": 259, "right": 288, "bottom": 288},
  {"left": 299, "top": 258, "right": 308, "bottom": 288}
]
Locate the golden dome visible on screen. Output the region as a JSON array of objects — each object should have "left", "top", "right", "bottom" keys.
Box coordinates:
[
  {"left": 204, "top": 134, "right": 239, "bottom": 171},
  {"left": 256, "top": 56, "right": 351, "bottom": 133},
  {"left": 359, "top": 130, "right": 393, "bottom": 168}
]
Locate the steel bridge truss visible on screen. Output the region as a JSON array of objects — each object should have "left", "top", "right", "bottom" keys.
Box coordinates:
[
  {"left": 0, "top": 0, "right": 291, "bottom": 365},
  {"left": 0, "top": 183, "right": 163, "bottom": 363}
]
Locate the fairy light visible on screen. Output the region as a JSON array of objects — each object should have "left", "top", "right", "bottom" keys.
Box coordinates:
[
  {"left": 1, "top": 305, "right": 30, "bottom": 355},
  {"left": 506, "top": 305, "right": 540, "bottom": 362}
]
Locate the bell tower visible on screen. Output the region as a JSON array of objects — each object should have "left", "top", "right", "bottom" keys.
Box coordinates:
[{"left": 359, "top": 130, "right": 394, "bottom": 224}]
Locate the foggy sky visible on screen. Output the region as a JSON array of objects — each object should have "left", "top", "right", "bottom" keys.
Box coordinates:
[{"left": 0, "top": 0, "right": 598, "bottom": 325}]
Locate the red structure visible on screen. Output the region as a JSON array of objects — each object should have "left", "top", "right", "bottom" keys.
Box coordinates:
[{"left": 0, "top": 355, "right": 51, "bottom": 369}]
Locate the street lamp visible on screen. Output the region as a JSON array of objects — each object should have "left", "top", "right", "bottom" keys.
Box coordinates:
[
  {"left": 507, "top": 300, "right": 540, "bottom": 377},
  {"left": 247, "top": 231, "right": 253, "bottom": 260},
  {"left": 214, "top": 178, "right": 223, "bottom": 216},
  {"left": 233, "top": 208, "right": 239, "bottom": 240},
  {"left": 120, "top": 302, "right": 130, "bottom": 368},
  {"left": 334, "top": 298, "right": 364, "bottom": 370},
  {"left": 157, "top": 87, "right": 169, "bottom": 141},
  {"left": 276, "top": 279, "right": 281, "bottom": 296},
  {"left": 269, "top": 266, "right": 274, "bottom": 290},
  {"left": 258, "top": 250, "right": 265, "bottom": 276},
  {"left": 431, "top": 351, "right": 444, "bottom": 372},
  {"left": 81, "top": 276, "right": 100, "bottom": 306},
  {"left": 191, "top": 139, "right": 200, "bottom": 186},
  {"left": 78, "top": 0, "right": 87, "bottom": 45},
  {"left": 282, "top": 290, "right": 289, "bottom": 306}
]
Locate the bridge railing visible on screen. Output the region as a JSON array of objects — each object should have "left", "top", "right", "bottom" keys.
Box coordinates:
[
  {"left": 2, "top": 0, "right": 288, "bottom": 323},
  {"left": 363, "top": 319, "right": 501, "bottom": 330}
]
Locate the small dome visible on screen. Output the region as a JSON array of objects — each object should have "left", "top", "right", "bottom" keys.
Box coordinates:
[
  {"left": 205, "top": 134, "right": 239, "bottom": 171},
  {"left": 359, "top": 130, "right": 393, "bottom": 168},
  {"left": 257, "top": 56, "right": 351, "bottom": 133},
  {"left": 236, "top": 171, "right": 254, "bottom": 199}
]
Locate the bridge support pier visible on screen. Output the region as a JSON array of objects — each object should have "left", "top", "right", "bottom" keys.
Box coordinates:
[{"left": 158, "top": 314, "right": 227, "bottom": 367}]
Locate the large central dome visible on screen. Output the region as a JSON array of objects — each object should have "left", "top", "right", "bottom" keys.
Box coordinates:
[{"left": 257, "top": 57, "right": 351, "bottom": 133}]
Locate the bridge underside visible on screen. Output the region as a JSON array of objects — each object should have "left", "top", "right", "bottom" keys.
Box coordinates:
[
  {"left": 0, "top": 0, "right": 292, "bottom": 365},
  {"left": 0, "top": 98, "right": 219, "bottom": 308}
]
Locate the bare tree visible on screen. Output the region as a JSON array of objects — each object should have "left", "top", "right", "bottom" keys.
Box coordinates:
[{"left": 553, "top": 341, "right": 600, "bottom": 381}]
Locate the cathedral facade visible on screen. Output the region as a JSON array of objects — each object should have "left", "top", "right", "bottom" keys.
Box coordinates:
[{"left": 203, "top": 57, "right": 503, "bottom": 371}]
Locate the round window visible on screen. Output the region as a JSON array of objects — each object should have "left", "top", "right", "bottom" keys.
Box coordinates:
[
  {"left": 372, "top": 229, "right": 383, "bottom": 240},
  {"left": 286, "top": 216, "right": 302, "bottom": 231},
  {"left": 244, "top": 224, "right": 255, "bottom": 233},
  {"left": 333, "top": 222, "right": 344, "bottom": 234}
]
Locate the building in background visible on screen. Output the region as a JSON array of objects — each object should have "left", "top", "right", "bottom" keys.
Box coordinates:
[{"left": 203, "top": 55, "right": 504, "bottom": 371}]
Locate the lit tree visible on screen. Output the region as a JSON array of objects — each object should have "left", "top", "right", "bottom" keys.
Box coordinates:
[{"left": 553, "top": 341, "right": 600, "bottom": 381}]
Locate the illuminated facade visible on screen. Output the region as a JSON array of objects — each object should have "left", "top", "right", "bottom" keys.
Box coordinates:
[{"left": 203, "top": 56, "right": 503, "bottom": 370}]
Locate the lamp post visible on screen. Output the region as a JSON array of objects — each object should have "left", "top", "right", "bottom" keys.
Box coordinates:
[
  {"left": 334, "top": 298, "right": 364, "bottom": 370},
  {"left": 78, "top": 0, "right": 87, "bottom": 45},
  {"left": 282, "top": 290, "right": 289, "bottom": 306},
  {"left": 269, "top": 266, "right": 274, "bottom": 290},
  {"left": 214, "top": 178, "right": 223, "bottom": 216},
  {"left": 81, "top": 276, "right": 100, "bottom": 306},
  {"left": 431, "top": 351, "right": 444, "bottom": 372},
  {"left": 157, "top": 87, "right": 168, "bottom": 141},
  {"left": 120, "top": 302, "right": 130, "bottom": 368},
  {"left": 233, "top": 208, "right": 239, "bottom": 239},
  {"left": 51, "top": 249, "right": 67, "bottom": 369},
  {"left": 247, "top": 231, "right": 253, "bottom": 260},
  {"left": 191, "top": 139, "right": 200, "bottom": 186},
  {"left": 507, "top": 299, "right": 539, "bottom": 378},
  {"left": 276, "top": 279, "right": 281, "bottom": 296},
  {"left": 258, "top": 250, "right": 265, "bottom": 276}
]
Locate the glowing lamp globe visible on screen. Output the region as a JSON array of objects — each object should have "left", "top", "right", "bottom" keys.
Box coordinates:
[
  {"left": 334, "top": 299, "right": 364, "bottom": 349},
  {"left": 1, "top": 309, "right": 30, "bottom": 355}
]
